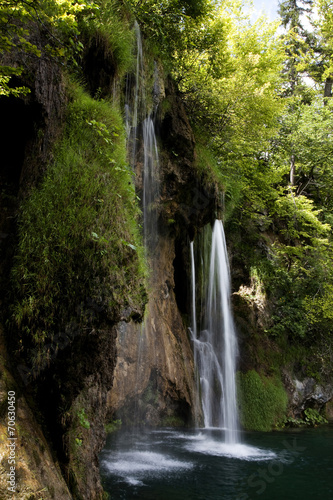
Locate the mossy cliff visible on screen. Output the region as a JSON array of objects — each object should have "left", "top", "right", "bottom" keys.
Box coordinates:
[
  {"left": 0, "top": 2, "right": 216, "bottom": 497},
  {"left": 0, "top": 4, "right": 146, "bottom": 498}
]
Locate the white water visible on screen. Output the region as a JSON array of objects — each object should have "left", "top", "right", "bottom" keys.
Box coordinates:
[
  {"left": 191, "top": 220, "right": 239, "bottom": 443},
  {"left": 142, "top": 116, "right": 159, "bottom": 249},
  {"left": 122, "top": 22, "right": 160, "bottom": 426},
  {"left": 100, "top": 429, "right": 278, "bottom": 493},
  {"left": 125, "top": 22, "right": 159, "bottom": 250},
  {"left": 125, "top": 21, "right": 144, "bottom": 166}
]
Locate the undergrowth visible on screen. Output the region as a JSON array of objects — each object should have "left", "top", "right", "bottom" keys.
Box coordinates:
[
  {"left": 10, "top": 82, "right": 147, "bottom": 375},
  {"left": 79, "top": 0, "right": 135, "bottom": 81}
]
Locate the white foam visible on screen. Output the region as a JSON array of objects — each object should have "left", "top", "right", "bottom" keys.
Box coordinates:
[
  {"left": 125, "top": 477, "right": 144, "bottom": 486},
  {"left": 185, "top": 439, "right": 277, "bottom": 461},
  {"left": 169, "top": 431, "right": 206, "bottom": 441},
  {"left": 103, "top": 451, "right": 193, "bottom": 478}
]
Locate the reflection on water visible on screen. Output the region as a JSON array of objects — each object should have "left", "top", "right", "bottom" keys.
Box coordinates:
[{"left": 100, "top": 426, "right": 333, "bottom": 500}]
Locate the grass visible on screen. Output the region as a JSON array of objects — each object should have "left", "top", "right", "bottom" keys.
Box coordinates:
[
  {"left": 80, "top": 0, "right": 135, "bottom": 80},
  {"left": 10, "top": 81, "right": 147, "bottom": 374}
]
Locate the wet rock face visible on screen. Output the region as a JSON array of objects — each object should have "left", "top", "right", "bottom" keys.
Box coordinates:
[
  {"left": 107, "top": 77, "right": 213, "bottom": 428},
  {"left": 0, "top": 34, "right": 71, "bottom": 500},
  {"left": 285, "top": 374, "right": 333, "bottom": 417},
  {"left": 1, "top": 29, "right": 124, "bottom": 499},
  {"left": 108, "top": 232, "right": 196, "bottom": 427},
  {"left": 0, "top": 327, "right": 72, "bottom": 500},
  {"left": 160, "top": 77, "right": 196, "bottom": 162}
]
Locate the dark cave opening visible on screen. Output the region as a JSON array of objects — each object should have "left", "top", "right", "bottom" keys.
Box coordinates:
[
  {"left": 0, "top": 94, "right": 40, "bottom": 193},
  {"left": 173, "top": 235, "right": 190, "bottom": 317}
]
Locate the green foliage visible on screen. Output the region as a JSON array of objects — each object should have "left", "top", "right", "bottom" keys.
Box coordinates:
[
  {"left": 176, "top": 3, "right": 285, "bottom": 161},
  {"left": 161, "top": 416, "right": 185, "bottom": 427},
  {"left": 303, "top": 407, "right": 328, "bottom": 426},
  {"left": 192, "top": 128, "right": 224, "bottom": 186},
  {"left": 10, "top": 82, "right": 146, "bottom": 374},
  {"left": 77, "top": 408, "right": 90, "bottom": 429},
  {"left": 278, "top": 0, "right": 315, "bottom": 95},
  {"left": 105, "top": 419, "right": 122, "bottom": 434},
  {"left": 237, "top": 370, "right": 288, "bottom": 431},
  {"left": 281, "top": 409, "right": 327, "bottom": 428},
  {"left": 79, "top": 0, "right": 135, "bottom": 79},
  {"left": 0, "top": 0, "right": 95, "bottom": 95},
  {"left": 282, "top": 415, "right": 307, "bottom": 427},
  {"left": 75, "top": 437, "right": 83, "bottom": 447},
  {"left": 315, "top": 0, "right": 333, "bottom": 82},
  {"left": 127, "top": 0, "right": 213, "bottom": 61}
]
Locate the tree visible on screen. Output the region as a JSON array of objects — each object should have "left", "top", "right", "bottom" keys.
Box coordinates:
[
  {"left": 278, "top": 0, "right": 315, "bottom": 94},
  {"left": 174, "top": 2, "right": 285, "bottom": 181},
  {"left": 126, "top": 0, "right": 214, "bottom": 60},
  {"left": 0, "top": 0, "right": 92, "bottom": 96},
  {"left": 314, "top": 0, "right": 333, "bottom": 99}
]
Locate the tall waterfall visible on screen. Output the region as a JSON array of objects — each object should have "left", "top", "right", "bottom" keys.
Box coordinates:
[
  {"left": 123, "top": 21, "right": 160, "bottom": 423},
  {"left": 142, "top": 116, "right": 159, "bottom": 250},
  {"left": 126, "top": 21, "right": 159, "bottom": 250},
  {"left": 191, "top": 220, "right": 239, "bottom": 444}
]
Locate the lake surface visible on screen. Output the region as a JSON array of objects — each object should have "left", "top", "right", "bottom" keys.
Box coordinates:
[{"left": 100, "top": 425, "right": 333, "bottom": 500}]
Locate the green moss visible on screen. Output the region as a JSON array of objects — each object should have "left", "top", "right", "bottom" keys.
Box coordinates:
[
  {"left": 142, "top": 381, "right": 159, "bottom": 406},
  {"left": 77, "top": 408, "right": 90, "bottom": 429},
  {"left": 10, "top": 82, "right": 147, "bottom": 374},
  {"left": 237, "top": 370, "right": 288, "bottom": 431},
  {"left": 105, "top": 419, "right": 122, "bottom": 434}
]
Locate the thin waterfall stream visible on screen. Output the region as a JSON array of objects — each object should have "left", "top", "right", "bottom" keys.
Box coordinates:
[
  {"left": 142, "top": 115, "right": 159, "bottom": 251},
  {"left": 125, "top": 21, "right": 159, "bottom": 252},
  {"left": 191, "top": 220, "right": 239, "bottom": 443},
  {"left": 123, "top": 21, "right": 160, "bottom": 425}
]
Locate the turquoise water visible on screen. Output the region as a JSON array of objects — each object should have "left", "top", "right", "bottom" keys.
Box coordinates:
[{"left": 100, "top": 426, "right": 333, "bottom": 500}]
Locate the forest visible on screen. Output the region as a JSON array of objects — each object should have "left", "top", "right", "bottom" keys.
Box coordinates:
[{"left": 1, "top": 0, "right": 333, "bottom": 499}]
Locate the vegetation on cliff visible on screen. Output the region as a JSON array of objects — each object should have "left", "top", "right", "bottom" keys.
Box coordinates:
[{"left": 10, "top": 83, "right": 146, "bottom": 375}]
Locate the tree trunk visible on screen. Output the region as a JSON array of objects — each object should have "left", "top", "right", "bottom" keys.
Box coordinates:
[
  {"left": 324, "top": 77, "right": 332, "bottom": 102},
  {"left": 290, "top": 153, "right": 295, "bottom": 186}
]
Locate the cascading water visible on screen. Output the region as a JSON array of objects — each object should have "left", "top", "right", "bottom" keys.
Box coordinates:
[
  {"left": 191, "top": 220, "right": 239, "bottom": 444},
  {"left": 142, "top": 116, "right": 159, "bottom": 250},
  {"left": 125, "top": 21, "right": 159, "bottom": 251},
  {"left": 123, "top": 21, "right": 160, "bottom": 423},
  {"left": 125, "top": 21, "right": 143, "bottom": 166}
]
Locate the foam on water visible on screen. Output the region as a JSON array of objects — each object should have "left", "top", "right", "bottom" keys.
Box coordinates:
[
  {"left": 101, "top": 450, "right": 193, "bottom": 485},
  {"left": 185, "top": 439, "right": 277, "bottom": 461}
]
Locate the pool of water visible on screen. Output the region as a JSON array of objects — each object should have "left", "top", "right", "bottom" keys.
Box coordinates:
[{"left": 99, "top": 425, "right": 333, "bottom": 500}]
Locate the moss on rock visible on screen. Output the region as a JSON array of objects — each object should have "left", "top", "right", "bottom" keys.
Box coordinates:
[{"left": 237, "top": 370, "right": 288, "bottom": 431}]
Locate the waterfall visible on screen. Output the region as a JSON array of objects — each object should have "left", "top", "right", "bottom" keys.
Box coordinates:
[
  {"left": 142, "top": 116, "right": 159, "bottom": 250},
  {"left": 125, "top": 21, "right": 144, "bottom": 167},
  {"left": 123, "top": 21, "right": 160, "bottom": 424},
  {"left": 126, "top": 21, "right": 159, "bottom": 250},
  {"left": 191, "top": 220, "right": 239, "bottom": 444}
]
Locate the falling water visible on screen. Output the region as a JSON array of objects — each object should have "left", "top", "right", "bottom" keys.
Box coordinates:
[
  {"left": 125, "top": 21, "right": 159, "bottom": 250},
  {"left": 190, "top": 242, "right": 197, "bottom": 341},
  {"left": 190, "top": 241, "right": 201, "bottom": 426},
  {"left": 191, "top": 220, "right": 239, "bottom": 443},
  {"left": 142, "top": 116, "right": 159, "bottom": 250},
  {"left": 123, "top": 21, "right": 160, "bottom": 422},
  {"left": 125, "top": 21, "right": 144, "bottom": 167}
]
